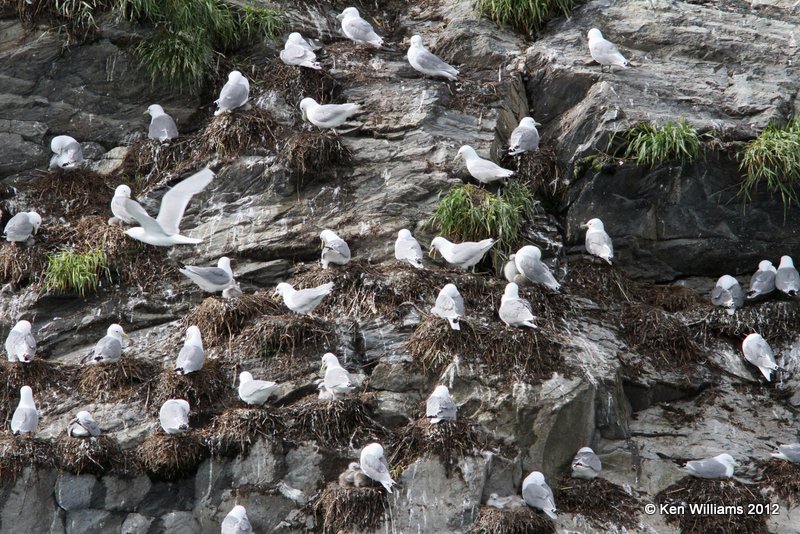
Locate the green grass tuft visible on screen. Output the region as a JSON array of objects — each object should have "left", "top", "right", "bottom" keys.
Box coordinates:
[
  {"left": 623, "top": 119, "right": 702, "bottom": 168},
  {"left": 134, "top": 30, "right": 215, "bottom": 91},
  {"left": 43, "top": 248, "right": 110, "bottom": 297},
  {"left": 739, "top": 117, "right": 800, "bottom": 210},
  {"left": 238, "top": 5, "right": 282, "bottom": 44},
  {"left": 429, "top": 182, "right": 535, "bottom": 272},
  {"left": 476, "top": 0, "right": 582, "bottom": 34}
]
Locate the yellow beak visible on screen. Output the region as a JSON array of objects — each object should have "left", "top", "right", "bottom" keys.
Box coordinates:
[
  {"left": 580, "top": 223, "right": 589, "bottom": 229},
  {"left": 272, "top": 291, "right": 282, "bottom": 302}
]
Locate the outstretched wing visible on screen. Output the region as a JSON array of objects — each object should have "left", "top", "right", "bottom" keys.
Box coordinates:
[{"left": 156, "top": 168, "right": 215, "bottom": 235}]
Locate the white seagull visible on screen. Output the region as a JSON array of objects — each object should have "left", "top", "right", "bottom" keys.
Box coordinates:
[
  {"left": 430, "top": 283, "right": 465, "bottom": 330},
  {"left": 238, "top": 371, "right": 278, "bottom": 406},
  {"left": 299, "top": 97, "right": 360, "bottom": 132},
  {"left": 320, "top": 353, "right": 355, "bottom": 398},
  {"left": 337, "top": 7, "right": 383, "bottom": 47},
  {"left": 587, "top": 28, "right": 629, "bottom": 72},
  {"left": 711, "top": 275, "right": 744, "bottom": 315},
  {"left": 221, "top": 505, "right": 253, "bottom": 534},
  {"left": 684, "top": 453, "right": 737, "bottom": 479},
  {"left": 49, "top": 135, "right": 84, "bottom": 170},
  {"left": 159, "top": 399, "right": 190, "bottom": 434},
  {"left": 123, "top": 167, "right": 214, "bottom": 246},
  {"left": 499, "top": 283, "right": 537, "bottom": 329},
  {"left": 746, "top": 260, "right": 776, "bottom": 300},
  {"left": 571, "top": 447, "right": 602, "bottom": 479},
  {"left": 776, "top": 255, "right": 800, "bottom": 297},
  {"left": 179, "top": 256, "right": 235, "bottom": 292},
  {"left": 5, "top": 320, "right": 36, "bottom": 363},
  {"left": 81, "top": 324, "right": 127, "bottom": 364},
  {"left": 581, "top": 218, "right": 613, "bottom": 264},
  {"left": 68, "top": 410, "right": 101, "bottom": 438},
  {"left": 508, "top": 117, "right": 540, "bottom": 155},
  {"left": 514, "top": 245, "right": 560, "bottom": 291},
  {"left": 741, "top": 333, "right": 779, "bottom": 381},
  {"left": 430, "top": 236, "right": 495, "bottom": 270},
  {"left": 395, "top": 229, "right": 424, "bottom": 269},
  {"left": 214, "top": 70, "right": 250, "bottom": 116},
  {"left": 175, "top": 326, "right": 204, "bottom": 375},
  {"left": 11, "top": 386, "right": 38, "bottom": 435},
  {"left": 359, "top": 442, "right": 396, "bottom": 493},
  {"left": 274, "top": 282, "right": 334, "bottom": 315},
  {"left": 4, "top": 212, "right": 42, "bottom": 242},
  {"left": 110, "top": 185, "right": 137, "bottom": 224},
  {"left": 146, "top": 104, "right": 179, "bottom": 142},
  {"left": 407, "top": 35, "right": 458, "bottom": 80},
  {"left": 522, "top": 471, "right": 557, "bottom": 519},
  {"left": 426, "top": 385, "right": 457, "bottom": 423},
  {"left": 320, "top": 230, "right": 351, "bottom": 269},
  {"left": 455, "top": 145, "right": 515, "bottom": 184},
  {"left": 280, "top": 33, "right": 321, "bottom": 70}
]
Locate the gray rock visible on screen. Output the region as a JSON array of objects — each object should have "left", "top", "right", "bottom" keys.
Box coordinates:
[
  {"left": 120, "top": 513, "right": 154, "bottom": 534},
  {"left": 65, "top": 509, "right": 123, "bottom": 534},
  {"left": 56, "top": 474, "right": 97, "bottom": 512},
  {"left": 103, "top": 475, "right": 151, "bottom": 512},
  {"left": 159, "top": 511, "right": 199, "bottom": 534}
]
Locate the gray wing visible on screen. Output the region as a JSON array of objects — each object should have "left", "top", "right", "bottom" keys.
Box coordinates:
[
  {"left": 156, "top": 168, "right": 214, "bottom": 235},
  {"left": 468, "top": 158, "right": 514, "bottom": 178},
  {"left": 685, "top": 458, "right": 726, "bottom": 478},
  {"left": 4, "top": 214, "right": 32, "bottom": 241},
  {"left": 747, "top": 270, "right": 775, "bottom": 298},
  {"left": 344, "top": 17, "right": 381, "bottom": 43},
  {"left": 297, "top": 282, "right": 335, "bottom": 300},
  {"left": 778, "top": 444, "right": 800, "bottom": 462},
  {"left": 280, "top": 44, "right": 319, "bottom": 68},
  {"left": 93, "top": 335, "right": 122, "bottom": 362},
  {"left": 361, "top": 451, "right": 391, "bottom": 480},
  {"left": 149, "top": 115, "right": 178, "bottom": 141},
  {"left": 426, "top": 396, "right": 456, "bottom": 420},
  {"left": 522, "top": 481, "right": 555, "bottom": 511},
  {"left": 221, "top": 515, "right": 252, "bottom": 534},
  {"left": 313, "top": 104, "right": 359, "bottom": 125},
  {"left": 410, "top": 47, "right": 458, "bottom": 77},
  {"left": 241, "top": 380, "right": 277, "bottom": 398},
  {"left": 501, "top": 298, "right": 534, "bottom": 321},
  {"left": 396, "top": 238, "right": 422, "bottom": 263},
  {"left": 324, "top": 366, "right": 353, "bottom": 389},
  {"left": 432, "top": 292, "right": 461, "bottom": 319},
  {"left": 79, "top": 415, "right": 101, "bottom": 437},
  {"left": 776, "top": 268, "right": 800, "bottom": 293},
  {"left": 591, "top": 39, "right": 627, "bottom": 65},
  {"left": 7, "top": 331, "right": 35, "bottom": 360},
  {"left": 176, "top": 345, "right": 205, "bottom": 373},
  {"left": 517, "top": 256, "right": 559, "bottom": 290},
  {"left": 745, "top": 337, "right": 776, "bottom": 369},
  {"left": 730, "top": 283, "right": 744, "bottom": 307},
  {"left": 574, "top": 451, "right": 602, "bottom": 472},
  {"left": 216, "top": 80, "right": 249, "bottom": 111},
  {"left": 710, "top": 285, "right": 729, "bottom": 306},
  {"left": 323, "top": 239, "right": 351, "bottom": 260},
  {"left": 448, "top": 240, "right": 494, "bottom": 266},
  {"left": 11, "top": 406, "right": 37, "bottom": 434},
  {"left": 586, "top": 232, "right": 613, "bottom": 259},
  {"left": 180, "top": 266, "right": 232, "bottom": 287},
  {"left": 509, "top": 126, "right": 539, "bottom": 153}
]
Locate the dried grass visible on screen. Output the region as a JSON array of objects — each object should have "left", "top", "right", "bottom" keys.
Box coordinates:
[
  {"left": 0, "top": 436, "right": 56, "bottom": 482},
  {"left": 287, "top": 394, "right": 387, "bottom": 448},
  {"left": 0, "top": 360, "right": 75, "bottom": 407},
  {"left": 554, "top": 477, "right": 640, "bottom": 528},
  {"left": 0, "top": 242, "right": 49, "bottom": 285},
  {"left": 205, "top": 407, "right": 284, "bottom": 458},
  {"left": 185, "top": 292, "right": 281, "bottom": 347},
  {"left": 282, "top": 131, "right": 351, "bottom": 180},
  {"left": 389, "top": 418, "right": 485, "bottom": 476},
  {"left": 136, "top": 432, "right": 209, "bottom": 481},
  {"left": 466, "top": 507, "right": 556, "bottom": 534},
  {"left": 640, "top": 284, "right": 703, "bottom": 313},
  {"left": 310, "top": 486, "right": 388, "bottom": 534},
  {"left": 509, "top": 146, "right": 565, "bottom": 207},
  {"left": 200, "top": 107, "right": 281, "bottom": 159},
  {"left": 57, "top": 435, "right": 125, "bottom": 476},
  {"left": 689, "top": 301, "right": 800, "bottom": 343},
  {"left": 77, "top": 358, "right": 160, "bottom": 402},
  {"left": 151, "top": 358, "right": 231, "bottom": 412},
  {"left": 563, "top": 258, "right": 637, "bottom": 306},
  {"left": 618, "top": 303, "right": 701, "bottom": 368},
  {"left": 756, "top": 459, "right": 800, "bottom": 506},
  {"left": 251, "top": 58, "right": 339, "bottom": 106},
  {"left": 655, "top": 476, "right": 769, "bottom": 534}
]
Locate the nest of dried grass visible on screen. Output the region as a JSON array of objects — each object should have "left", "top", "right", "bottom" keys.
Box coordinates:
[
  {"left": 0, "top": 241, "right": 49, "bottom": 285},
  {"left": 310, "top": 486, "right": 388, "bottom": 534},
  {"left": 510, "top": 147, "right": 565, "bottom": 207},
  {"left": 563, "top": 258, "right": 637, "bottom": 306},
  {"left": 0, "top": 436, "right": 56, "bottom": 482},
  {"left": 205, "top": 407, "right": 284, "bottom": 458},
  {"left": 655, "top": 476, "right": 769, "bottom": 534},
  {"left": 200, "top": 107, "right": 282, "bottom": 159},
  {"left": 118, "top": 139, "right": 189, "bottom": 179},
  {"left": 253, "top": 58, "right": 339, "bottom": 106},
  {"left": 287, "top": 394, "right": 387, "bottom": 448},
  {"left": 554, "top": 477, "right": 640, "bottom": 528},
  {"left": 282, "top": 131, "right": 351, "bottom": 180},
  {"left": 689, "top": 301, "right": 800, "bottom": 343},
  {"left": 0, "top": 360, "right": 75, "bottom": 407},
  {"left": 406, "top": 316, "right": 565, "bottom": 381},
  {"left": 77, "top": 358, "right": 160, "bottom": 402},
  {"left": 466, "top": 506, "right": 555, "bottom": 534},
  {"left": 136, "top": 432, "right": 209, "bottom": 481},
  {"left": 231, "top": 315, "right": 339, "bottom": 379},
  {"left": 32, "top": 170, "right": 119, "bottom": 218},
  {"left": 756, "top": 459, "right": 800, "bottom": 506},
  {"left": 151, "top": 358, "right": 231, "bottom": 412},
  {"left": 618, "top": 303, "right": 701, "bottom": 368},
  {"left": 185, "top": 292, "right": 281, "bottom": 347},
  {"left": 640, "top": 284, "right": 703, "bottom": 313},
  {"left": 56, "top": 435, "right": 126, "bottom": 476},
  {"left": 389, "top": 418, "right": 485, "bottom": 476}
]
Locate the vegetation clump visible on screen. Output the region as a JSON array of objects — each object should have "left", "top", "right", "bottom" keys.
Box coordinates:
[
  {"left": 283, "top": 131, "right": 351, "bottom": 181},
  {"left": 467, "top": 506, "right": 556, "bottom": 534},
  {"left": 618, "top": 303, "right": 701, "bottom": 368},
  {"left": 555, "top": 477, "right": 640, "bottom": 528},
  {"left": 205, "top": 407, "right": 284, "bottom": 458},
  {"left": 389, "top": 418, "right": 485, "bottom": 476},
  {"left": 476, "top": 0, "right": 582, "bottom": 35},
  {"left": 43, "top": 247, "right": 110, "bottom": 296},
  {"left": 310, "top": 486, "right": 388, "bottom": 534},
  {"left": 151, "top": 358, "right": 231, "bottom": 412},
  {"left": 77, "top": 358, "right": 160, "bottom": 401},
  {"left": 186, "top": 292, "right": 281, "bottom": 347},
  {"left": 0, "top": 436, "right": 57, "bottom": 483},
  {"left": 287, "top": 395, "right": 387, "bottom": 448},
  {"left": 137, "top": 432, "right": 209, "bottom": 481},
  {"left": 57, "top": 435, "right": 126, "bottom": 476},
  {"left": 757, "top": 458, "right": 800, "bottom": 506},
  {"left": 623, "top": 119, "right": 702, "bottom": 168},
  {"left": 430, "top": 182, "right": 536, "bottom": 272},
  {"left": 739, "top": 116, "right": 800, "bottom": 210}
]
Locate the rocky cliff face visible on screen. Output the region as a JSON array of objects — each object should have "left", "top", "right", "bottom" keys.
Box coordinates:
[{"left": 1, "top": 0, "right": 800, "bottom": 533}]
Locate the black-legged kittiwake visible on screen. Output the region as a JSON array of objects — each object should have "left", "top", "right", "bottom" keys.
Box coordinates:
[
  {"left": 747, "top": 260, "right": 776, "bottom": 300},
  {"left": 110, "top": 185, "right": 137, "bottom": 225},
  {"left": 123, "top": 168, "right": 214, "bottom": 246},
  {"left": 455, "top": 145, "right": 514, "bottom": 184},
  {"left": 571, "top": 447, "right": 602, "bottom": 479},
  {"left": 395, "top": 229, "right": 424, "bottom": 269},
  {"left": 180, "top": 256, "right": 235, "bottom": 292},
  {"left": 683, "top": 453, "right": 737, "bottom": 479},
  {"left": 430, "top": 236, "right": 495, "bottom": 270},
  {"left": 514, "top": 245, "right": 560, "bottom": 291},
  {"left": 407, "top": 35, "right": 458, "bottom": 80},
  {"left": 5, "top": 320, "right": 35, "bottom": 363},
  {"left": 320, "top": 230, "right": 351, "bottom": 268},
  {"left": 508, "top": 117, "right": 540, "bottom": 155},
  {"left": 221, "top": 505, "right": 253, "bottom": 534},
  {"left": 49, "top": 135, "right": 84, "bottom": 170},
  {"left": 159, "top": 399, "right": 190, "bottom": 434},
  {"left": 68, "top": 410, "right": 101, "bottom": 438},
  {"left": 274, "top": 282, "right": 334, "bottom": 315},
  {"left": 81, "top": 324, "right": 126, "bottom": 364},
  {"left": 522, "top": 471, "right": 557, "bottom": 519},
  {"left": 430, "top": 283, "right": 464, "bottom": 330},
  {"left": 776, "top": 255, "right": 800, "bottom": 297},
  {"left": 320, "top": 352, "right": 355, "bottom": 398},
  {"left": 175, "top": 326, "right": 204, "bottom": 375},
  {"left": 426, "top": 385, "right": 456, "bottom": 423},
  {"left": 771, "top": 444, "right": 800, "bottom": 463},
  {"left": 581, "top": 218, "right": 613, "bottom": 264},
  {"left": 499, "top": 283, "right": 536, "bottom": 329},
  {"left": 280, "top": 32, "right": 321, "bottom": 69},
  {"left": 4, "top": 212, "right": 41, "bottom": 242},
  {"left": 214, "top": 71, "right": 250, "bottom": 116},
  {"left": 300, "top": 97, "right": 360, "bottom": 133},
  {"left": 238, "top": 371, "right": 278, "bottom": 405},
  {"left": 360, "top": 442, "right": 396, "bottom": 493},
  {"left": 587, "top": 28, "right": 629, "bottom": 72},
  {"left": 11, "top": 385, "right": 38, "bottom": 435},
  {"left": 711, "top": 275, "right": 744, "bottom": 315},
  {"left": 337, "top": 7, "right": 383, "bottom": 47},
  {"left": 146, "top": 104, "right": 179, "bottom": 142},
  {"left": 741, "top": 333, "right": 779, "bottom": 381}
]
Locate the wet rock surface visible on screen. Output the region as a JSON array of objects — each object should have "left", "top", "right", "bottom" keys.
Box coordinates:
[{"left": 0, "top": 0, "right": 799, "bottom": 533}]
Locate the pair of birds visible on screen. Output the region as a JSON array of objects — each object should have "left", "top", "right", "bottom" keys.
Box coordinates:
[
  {"left": 712, "top": 255, "right": 800, "bottom": 315},
  {"left": 336, "top": 442, "right": 396, "bottom": 494},
  {"left": 429, "top": 281, "right": 537, "bottom": 330},
  {"left": 10, "top": 384, "right": 102, "bottom": 437},
  {"left": 504, "top": 245, "right": 561, "bottom": 291}
]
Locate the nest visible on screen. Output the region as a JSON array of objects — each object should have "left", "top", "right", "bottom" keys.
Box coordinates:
[
  {"left": 77, "top": 358, "right": 160, "bottom": 402},
  {"left": 31, "top": 170, "right": 119, "bottom": 218},
  {"left": 56, "top": 435, "right": 126, "bottom": 476},
  {"left": 151, "top": 358, "right": 231, "bottom": 412},
  {"left": 118, "top": 138, "right": 189, "bottom": 179},
  {"left": 406, "top": 316, "right": 565, "bottom": 381},
  {"left": 136, "top": 432, "right": 209, "bottom": 481},
  {"left": 184, "top": 292, "right": 281, "bottom": 347},
  {"left": 689, "top": 301, "right": 800, "bottom": 343},
  {"left": 231, "top": 315, "right": 339, "bottom": 379},
  {"left": 509, "top": 147, "right": 565, "bottom": 207},
  {"left": 640, "top": 284, "right": 703, "bottom": 313},
  {"left": 199, "top": 107, "right": 282, "bottom": 159},
  {"left": 554, "top": 477, "right": 640, "bottom": 528},
  {"left": 655, "top": 476, "right": 769, "bottom": 534},
  {"left": 310, "top": 486, "right": 388, "bottom": 534},
  {"left": 0, "top": 241, "right": 49, "bottom": 285},
  {"left": 563, "top": 258, "right": 637, "bottom": 306},
  {"left": 617, "top": 303, "right": 701, "bottom": 368},
  {"left": 252, "top": 58, "right": 339, "bottom": 106},
  {"left": 287, "top": 394, "right": 386, "bottom": 448},
  {"left": 282, "top": 131, "right": 351, "bottom": 180},
  {"left": 389, "top": 418, "right": 485, "bottom": 476},
  {"left": 0, "top": 360, "right": 75, "bottom": 408},
  {"left": 756, "top": 459, "right": 800, "bottom": 506},
  {"left": 466, "top": 507, "right": 556, "bottom": 534},
  {"left": 204, "top": 407, "right": 284, "bottom": 458},
  {"left": 0, "top": 436, "right": 57, "bottom": 482}
]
